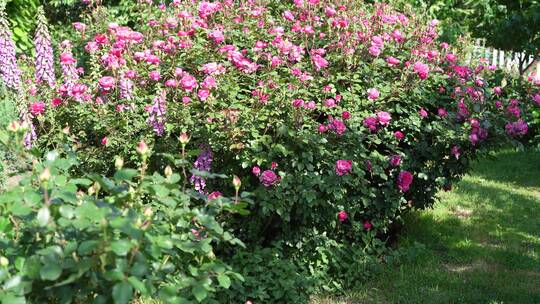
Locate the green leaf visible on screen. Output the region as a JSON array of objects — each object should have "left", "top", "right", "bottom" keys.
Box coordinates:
[
  {"left": 114, "top": 169, "right": 139, "bottom": 181},
  {"left": 40, "top": 262, "right": 62, "bottom": 281},
  {"left": 59, "top": 206, "right": 74, "bottom": 219},
  {"left": 217, "top": 274, "right": 231, "bottom": 289},
  {"left": 1, "top": 294, "right": 25, "bottom": 304},
  {"left": 36, "top": 207, "right": 50, "bottom": 227},
  {"left": 112, "top": 282, "right": 133, "bottom": 304},
  {"left": 127, "top": 276, "right": 147, "bottom": 295},
  {"left": 192, "top": 285, "right": 207, "bottom": 302},
  {"left": 110, "top": 240, "right": 133, "bottom": 256}
]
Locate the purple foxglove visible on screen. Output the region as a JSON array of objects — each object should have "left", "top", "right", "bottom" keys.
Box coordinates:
[
  {"left": 190, "top": 146, "right": 213, "bottom": 192},
  {"left": 146, "top": 91, "right": 166, "bottom": 136},
  {"left": 0, "top": 3, "right": 21, "bottom": 89},
  {"left": 34, "top": 7, "right": 56, "bottom": 86}
]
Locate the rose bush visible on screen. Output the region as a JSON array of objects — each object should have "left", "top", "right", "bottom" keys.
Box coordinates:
[{"left": 0, "top": 0, "right": 538, "bottom": 301}]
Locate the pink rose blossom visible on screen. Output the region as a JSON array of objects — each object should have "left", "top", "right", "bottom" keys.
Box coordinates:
[
  {"left": 364, "top": 220, "right": 372, "bottom": 230},
  {"left": 413, "top": 61, "right": 429, "bottom": 79},
  {"left": 181, "top": 74, "right": 198, "bottom": 92},
  {"left": 149, "top": 71, "right": 161, "bottom": 81},
  {"left": 394, "top": 131, "right": 405, "bottom": 140},
  {"left": 335, "top": 160, "right": 352, "bottom": 176},
  {"left": 389, "top": 155, "right": 401, "bottom": 167},
  {"left": 260, "top": 170, "right": 278, "bottom": 187},
  {"left": 397, "top": 171, "right": 413, "bottom": 192},
  {"left": 532, "top": 94, "right": 540, "bottom": 105},
  {"left": 377, "top": 111, "right": 391, "bottom": 125},
  {"left": 451, "top": 146, "right": 461, "bottom": 159},
  {"left": 367, "top": 88, "right": 380, "bottom": 100},
  {"left": 208, "top": 191, "right": 222, "bottom": 200},
  {"left": 386, "top": 56, "right": 400, "bottom": 66},
  {"left": 292, "top": 99, "right": 304, "bottom": 108},
  {"left": 252, "top": 166, "right": 261, "bottom": 176},
  {"left": 338, "top": 211, "right": 348, "bottom": 222},
  {"left": 29, "top": 101, "right": 45, "bottom": 116}
]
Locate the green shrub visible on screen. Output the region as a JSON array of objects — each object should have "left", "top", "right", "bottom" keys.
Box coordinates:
[{"left": 0, "top": 127, "right": 248, "bottom": 303}]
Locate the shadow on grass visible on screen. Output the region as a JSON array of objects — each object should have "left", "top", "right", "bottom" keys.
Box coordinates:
[
  {"left": 384, "top": 151, "right": 540, "bottom": 303},
  {"left": 471, "top": 148, "right": 540, "bottom": 189}
]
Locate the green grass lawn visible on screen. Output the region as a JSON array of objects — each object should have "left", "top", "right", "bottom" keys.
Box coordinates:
[{"left": 315, "top": 148, "right": 540, "bottom": 304}]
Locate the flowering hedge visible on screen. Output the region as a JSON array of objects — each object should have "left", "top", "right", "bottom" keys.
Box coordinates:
[{"left": 1, "top": 0, "right": 539, "bottom": 302}]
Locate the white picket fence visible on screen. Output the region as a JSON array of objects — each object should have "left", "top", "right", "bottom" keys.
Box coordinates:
[{"left": 465, "top": 39, "right": 537, "bottom": 75}]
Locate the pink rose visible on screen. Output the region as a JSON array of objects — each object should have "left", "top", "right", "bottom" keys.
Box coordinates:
[
  {"left": 101, "top": 137, "right": 108, "bottom": 146},
  {"left": 335, "top": 160, "right": 352, "bottom": 176},
  {"left": 363, "top": 116, "right": 378, "bottom": 132},
  {"left": 149, "top": 71, "right": 161, "bottom": 81},
  {"left": 181, "top": 74, "right": 198, "bottom": 92},
  {"left": 394, "top": 131, "right": 404, "bottom": 140},
  {"left": 445, "top": 53, "right": 457, "bottom": 63},
  {"left": 198, "top": 89, "right": 210, "bottom": 101},
  {"left": 437, "top": 108, "right": 447, "bottom": 117},
  {"left": 413, "top": 61, "right": 429, "bottom": 79},
  {"left": 260, "top": 170, "right": 278, "bottom": 187},
  {"left": 386, "top": 56, "right": 400, "bottom": 66},
  {"left": 389, "top": 155, "right": 401, "bottom": 167},
  {"left": 292, "top": 99, "right": 304, "bottom": 108},
  {"left": 51, "top": 98, "right": 62, "bottom": 107},
  {"left": 208, "top": 191, "right": 222, "bottom": 200},
  {"left": 377, "top": 111, "right": 391, "bottom": 125},
  {"left": 364, "top": 220, "right": 372, "bottom": 230},
  {"left": 451, "top": 146, "right": 461, "bottom": 159},
  {"left": 312, "top": 54, "right": 329, "bottom": 71},
  {"left": 252, "top": 166, "right": 261, "bottom": 176},
  {"left": 533, "top": 94, "right": 540, "bottom": 106},
  {"left": 338, "top": 211, "right": 348, "bottom": 222},
  {"left": 419, "top": 108, "right": 428, "bottom": 118},
  {"left": 397, "top": 171, "right": 413, "bottom": 192},
  {"left": 29, "top": 101, "right": 45, "bottom": 116},
  {"left": 367, "top": 88, "right": 380, "bottom": 100}
]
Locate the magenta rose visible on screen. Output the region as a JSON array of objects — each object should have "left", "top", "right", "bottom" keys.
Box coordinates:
[
  {"left": 260, "top": 170, "right": 278, "bottom": 187},
  {"left": 29, "top": 101, "right": 46, "bottom": 116},
  {"left": 338, "top": 211, "right": 348, "bottom": 222},
  {"left": 98, "top": 76, "right": 116, "bottom": 91},
  {"left": 335, "top": 160, "right": 352, "bottom": 176},
  {"left": 389, "top": 155, "right": 401, "bottom": 167},
  {"left": 397, "top": 171, "right": 413, "bottom": 192}
]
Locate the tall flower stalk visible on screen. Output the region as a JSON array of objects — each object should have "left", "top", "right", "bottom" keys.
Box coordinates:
[
  {"left": 0, "top": 2, "right": 34, "bottom": 147},
  {"left": 0, "top": 1, "right": 21, "bottom": 89},
  {"left": 34, "top": 6, "right": 56, "bottom": 86},
  {"left": 146, "top": 90, "right": 167, "bottom": 136},
  {"left": 190, "top": 146, "right": 213, "bottom": 193}
]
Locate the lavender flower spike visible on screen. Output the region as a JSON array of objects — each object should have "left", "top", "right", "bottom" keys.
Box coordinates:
[
  {"left": 190, "top": 146, "right": 213, "bottom": 193},
  {"left": 146, "top": 90, "right": 167, "bottom": 136},
  {"left": 0, "top": 2, "right": 22, "bottom": 89},
  {"left": 34, "top": 6, "right": 56, "bottom": 86}
]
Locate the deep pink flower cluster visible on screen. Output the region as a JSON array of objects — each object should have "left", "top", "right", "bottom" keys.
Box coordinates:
[
  {"left": 363, "top": 111, "right": 391, "bottom": 132},
  {"left": 505, "top": 120, "right": 528, "bottom": 137}
]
